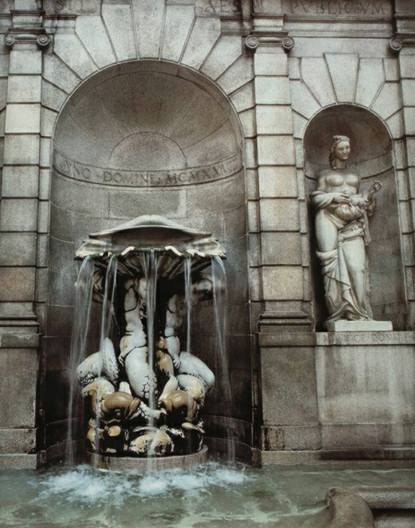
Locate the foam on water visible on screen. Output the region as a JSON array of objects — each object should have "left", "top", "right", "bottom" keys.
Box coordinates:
[{"left": 35, "top": 462, "right": 252, "bottom": 505}]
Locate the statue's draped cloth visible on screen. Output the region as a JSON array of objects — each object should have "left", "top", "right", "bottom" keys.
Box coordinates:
[{"left": 312, "top": 191, "right": 372, "bottom": 321}]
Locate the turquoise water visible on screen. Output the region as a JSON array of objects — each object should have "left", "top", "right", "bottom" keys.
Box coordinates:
[{"left": 1, "top": 462, "right": 414, "bottom": 527}]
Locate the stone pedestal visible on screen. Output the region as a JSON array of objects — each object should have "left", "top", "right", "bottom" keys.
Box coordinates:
[
  {"left": 326, "top": 320, "right": 393, "bottom": 332},
  {"left": 258, "top": 330, "right": 415, "bottom": 465}
]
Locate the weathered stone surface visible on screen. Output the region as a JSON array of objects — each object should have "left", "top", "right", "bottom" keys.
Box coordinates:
[
  {"left": 404, "top": 108, "right": 415, "bottom": 135},
  {"left": 132, "top": 0, "right": 165, "bottom": 58},
  {"left": 40, "top": 107, "right": 57, "bottom": 138},
  {"left": 258, "top": 166, "right": 298, "bottom": 198},
  {"left": 325, "top": 53, "right": 359, "bottom": 102},
  {"left": 37, "top": 201, "right": 50, "bottom": 234},
  {"left": 257, "top": 135, "right": 295, "bottom": 165},
  {"left": 2, "top": 166, "right": 39, "bottom": 198},
  {"left": 183, "top": 16, "right": 221, "bottom": 70},
  {"left": 40, "top": 137, "right": 51, "bottom": 167},
  {"left": 0, "top": 233, "right": 37, "bottom": 266},
  {"left": 387, "top": 110, "right": 405, "bottom": 139},
  {"left": 201, "top": 35, "right": 242, "bottom": 80},
  {"left": 372, "top": 83, "right": 402, "bottom": 120},
  {"left": 261, "top": 346, "right": 318, "bottom": 425},
  {"left": 260, "top": 198, "right": 299, "bottom": 231},
  {"left": 7, "top": 76, "right": 42, "bottom": 103},
  {"left": 4, "top": 135, "right": 39, "bottom": 165},
  {"left": 254, "top": 50, "right": 288, "bottom": 76},
  {"left": 43, "top": 54, "right": 80, "bottom": 95},
  {"left": 261, "top": 232, "right": 302, "bottom": 265},
  {"left": 0, "top": 268, "right": 36, "bottom": 301},
  {"left": 302, "top": 57, "right": 336, "bottom": 106},
  {"left": 355, "top": 58, "right": 385, "bottom": 107},
  {"left": 217, "top": 55, "right": 254, "bottom": 95},
  {"left": 76, "top": 15, "right": 116, "bottom": 68},
  {"left": 9, "top": 50, "right": 41, "bottom": 75},
  {"left": 400, "top": 54, "right": 415, "bottom": 79},
  {"left": 42, "top": 81, "right": 67, "bottom": 113},
  {"left": 239, "top": 108, "right": 256, "bottom": 137},
  {"left": 54, "top": 33, "right": 98, "bottom": 79},
  {"left": 102, "top": 4, "right": 137, "bottom": 61},
  {"left": 0, "top": 349, "right": 38, "bottom": 428},
  {"left": 256, "top": 106, "right": 293, "bottom": 135},
  {"left": 161, "top": 5, "right": 194, "bottom": 62},
  {"left": 290, "top": 80, "right": 321, "bottom": 118},
  {"left": 384, "top": 58, "right": 400, "bottom": 82},
  {"left": 282, "top": 425, "right": 321, "bottom": 450},
  {"left": 0, "top": 198, "right": 38, "bottom": 231},
  {"left": 262, "top": 266, "right": 304, "bottom": 300},
  {"left": 326, "top": 320, "right": 393, "bottom": 332},
  {"left": 5, "top": 104, "right": 40, "bottom": 134},
  {"left": 255, "top": 76, "right": 290, "bottom": 105},
  {"left": 111, "top": 188, "right": 186, "bottom": 218},
  {"left": 0, "top": 454, "right": 38, "bottom": 470},
  {"left": 402, "top": 79, "right": 415, "bottom": 106},
  {"left": 0, "top": 428, "right": 36, "bottom": 454},
  {"left": 316, "top": 344, "right": 415, "bottom": 425}
]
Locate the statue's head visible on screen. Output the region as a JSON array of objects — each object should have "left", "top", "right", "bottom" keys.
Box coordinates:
[{"left": 329, "top": 135, "right": 351, "bottom": 168}]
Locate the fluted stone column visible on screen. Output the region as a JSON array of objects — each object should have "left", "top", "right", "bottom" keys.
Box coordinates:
[{"left": 0, "top": 2, "right": 50, "bottom": 468}]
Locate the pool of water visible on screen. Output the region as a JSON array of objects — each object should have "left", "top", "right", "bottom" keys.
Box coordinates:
[{"left": 1, "top": 462, "right": 415, "bottom": 527}]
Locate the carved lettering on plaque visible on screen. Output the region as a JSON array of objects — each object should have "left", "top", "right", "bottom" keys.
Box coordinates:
[
  {"left": 53, "top": 151, "right": 242, "bottom": 188},
  {"left": 283, "top": 0, "right": 391, "bottom": 16}
]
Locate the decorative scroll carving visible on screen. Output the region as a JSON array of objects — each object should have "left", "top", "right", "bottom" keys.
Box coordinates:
[
  {"left": 244, "top": 33, "right": 294, "bottom": 51},
  {"left": 54, "top": 151, "right": 242, "bottom": 188}
]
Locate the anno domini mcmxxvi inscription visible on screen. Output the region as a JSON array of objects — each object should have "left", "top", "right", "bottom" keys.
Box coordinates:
[{"left": 53, "top": 151, "right": 242, "bottom": 188}]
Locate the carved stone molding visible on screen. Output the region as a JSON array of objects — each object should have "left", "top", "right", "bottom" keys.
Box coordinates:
[
  {"left": 389, "top": 33, "right": 415, "bottom": 52},
  {"left": 244, "top": 32, "right": 294, "bottom": 52}
]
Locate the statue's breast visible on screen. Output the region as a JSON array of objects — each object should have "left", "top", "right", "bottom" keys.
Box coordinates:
[
  {"left": 325, "top": 172, "right": 346, "bottom": 188},
  {"left": 344, "top": 173, "right": 359, "bottom": 187}
]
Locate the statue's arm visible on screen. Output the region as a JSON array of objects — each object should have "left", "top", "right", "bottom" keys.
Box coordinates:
[{"left": 311, "top": 173, "right": 334, "bottom": 209}]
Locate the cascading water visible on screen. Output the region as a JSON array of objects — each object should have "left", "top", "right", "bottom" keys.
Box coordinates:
[
  {"left": 211, "top": 255, "right": 235, "bottom": 462},
  {"left": 70, "top": 215, "right": 226, "bottom": 468},
  {"left": 66, "top": 256, "right": 96, "bottom": 465},
  {"left": 93, "top": 255, "right": 118, "bottom": 460},
  {"left": 184, "top": 257, "right": 193, "bottom": 356}
]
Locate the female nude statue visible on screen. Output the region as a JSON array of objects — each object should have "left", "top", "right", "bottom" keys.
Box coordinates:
[{"left": 311, "top": 135, "right": 381, "bottom": 323}]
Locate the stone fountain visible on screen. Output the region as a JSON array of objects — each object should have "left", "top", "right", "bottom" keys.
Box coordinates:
[{"left": 70, "top": 215, "right": 226, "bottom": 469}]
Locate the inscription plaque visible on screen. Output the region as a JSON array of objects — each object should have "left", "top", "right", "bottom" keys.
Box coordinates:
[
  {"left": 283, "top": 0, "right": 391, "bottom": 16},
  {"left": 196, "top": 0, "right": 241, "bottom": 16},
  {"left": 53, "top": 151, "right": 242, "bottom": 188}
]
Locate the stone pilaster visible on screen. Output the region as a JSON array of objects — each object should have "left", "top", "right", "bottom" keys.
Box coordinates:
[
  {"left": 247, "top": 22, "right": 318, "bottom": 458},
  {"left": 246, "top": 30, "right": 311, "bottom": 333},
  {"left": 0, "top": 1, "right": 50, "bottom": 468},
  {"left": 391, "top": 0, "right": 415, "bottom": 328}
]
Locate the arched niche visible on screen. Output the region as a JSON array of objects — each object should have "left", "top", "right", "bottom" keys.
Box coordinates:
[
  {"left": 45, "top": 60, "right": 250, "bottom": 451},
  {"left": 304, "top": 105, "right": 405, "bottom": 329}
]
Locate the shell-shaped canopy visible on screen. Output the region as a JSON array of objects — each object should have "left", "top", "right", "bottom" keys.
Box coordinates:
[{"left": 76, "top": 215, "right": 225, "bottom": 281}]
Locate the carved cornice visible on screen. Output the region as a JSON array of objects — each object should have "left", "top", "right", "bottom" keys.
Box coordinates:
[
  {"left": 389, "top": 33, "right": 415, "bottom": 52},
  {"left": 244, "top": 32, "right": 294, "bottom": 52},
  {"left": 5, "top": 9, "right": 52, "bottom": 50}
]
